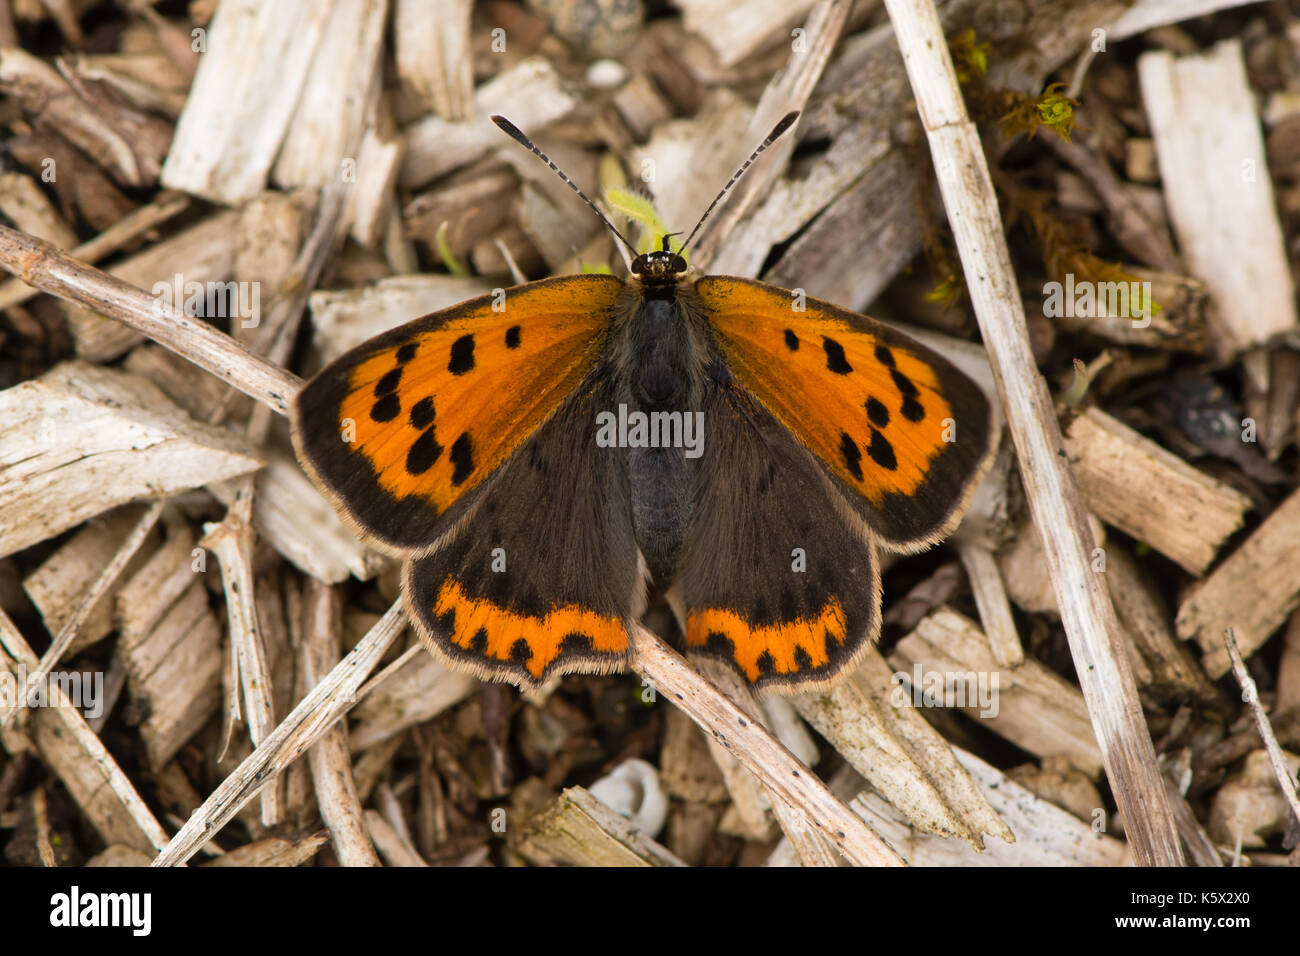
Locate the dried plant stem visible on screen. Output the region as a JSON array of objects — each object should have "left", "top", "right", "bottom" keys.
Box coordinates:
[
  {"left": 0, "top": 192, "right": 191, "bottom": 312},
  {"left": 200, "top": 480, "right": 279, "bottom": 824},
  {"left": 301, "top": 579, "right": 382, "bottom": 867},
  {"left": 882, "top": 0, "right": 1183, "bottom": 864},
  {"left": 630, "top": 624, "right": 902, "bottom": 867},
  {"left": 153, "top": 599, "right": 408, "bottom": 866},
  {"left": 0, "top": 224, "right": 301, "bottom": 415},
  {"left": 1222, "top": 628, "right": 1300, "bottom": 828}
]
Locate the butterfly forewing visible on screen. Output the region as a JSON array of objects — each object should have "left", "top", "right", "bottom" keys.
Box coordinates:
[
  {"left": 291, "top": 275, "right": 624, "bottom": 553},
  {"left": 695, "top": 276, "right": 996, "bottom": 551}
]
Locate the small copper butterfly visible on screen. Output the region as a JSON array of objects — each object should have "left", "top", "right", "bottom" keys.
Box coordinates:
[{"left": 291, "top": 112, "right": 996, "bottom": 694}]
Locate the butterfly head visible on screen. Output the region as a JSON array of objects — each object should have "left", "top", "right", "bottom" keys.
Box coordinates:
[{"left": 631, "top": 233, "right": 688, "bottom": 285}]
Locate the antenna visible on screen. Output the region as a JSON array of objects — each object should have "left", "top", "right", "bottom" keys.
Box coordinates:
[
  {"left": 677, "top": 111, "right": 800, "bottom": 255},
  {"left": 491, "top": 115, "right": 639, "bottom": 259}
]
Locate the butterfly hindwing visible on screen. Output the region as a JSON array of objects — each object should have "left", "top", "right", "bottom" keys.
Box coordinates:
[
  {"left": 404, "top": 374, "right": 645, "bottom": 687},
  {"left": 291, "top": 275, "right": 624, "bottom": 553},
  {"left": 695, "top": 276, "right": 995, "bottom": 551},
  {"left": 676, "top": 383, "right": 881, "bottom": 694}
]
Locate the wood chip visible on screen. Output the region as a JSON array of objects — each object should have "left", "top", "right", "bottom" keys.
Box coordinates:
[
  {"left": 849, "top": 749, "right": 1127, "bottom": 865},
  {"left": 393, "top": 0, "right": 473, "bottom": 120},
  {"left": 1064, "top": 407, "right": 1251, "bottom": 575},
  {"left": 1178, "top": 485, "right": 1300, "bottom": 677},
  {"left": 516, "top": 786, "right": 687, "bottom": 866},
  {"left": 162, "top": 0, "right": 334, "bottom": 202},
  {"left": 1138, "top": 40, "right": 1298, "bottom": 356},
  {"left": 273, "top": 0, "right": 387, "bottom": 191},
  {"left": 400, "top": 57, "right": 577, "bottom": 190},
  {"left": 22, "top": 505, "right": 161, "bottom": 656},
  {"left": 0, "top": 362, "right": 263, "bottom": 559}
]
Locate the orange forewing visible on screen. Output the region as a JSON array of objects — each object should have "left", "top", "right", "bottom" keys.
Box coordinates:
[
  {"left": 293, "top": 275, "right": 624, "bottom": 549},
  {"left": 695, "top": 276, "right": 954, "bottom": 508},
  {"left": 338, "top": 278, "right": 621, "bottom": 512}
]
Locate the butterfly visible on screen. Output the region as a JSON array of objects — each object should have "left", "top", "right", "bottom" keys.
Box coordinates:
[{"left": 291, "top": 112, "right": 996, "bottom": 695}]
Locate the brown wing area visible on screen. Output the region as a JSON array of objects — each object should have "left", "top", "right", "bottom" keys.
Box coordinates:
[
  {"left": 292, "top": 275, "right": 626, "bottom": 553},
  {"left": 694, "top": 276, "right": 995, "bottom": 550}
]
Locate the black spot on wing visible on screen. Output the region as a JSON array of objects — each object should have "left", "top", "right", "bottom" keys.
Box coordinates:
[
  {"left": 756, "top": 651, "right": 776, "bottom": 675},
  {"left": 505, "top": 325, "right": 521, "bottom": 349},
  {"left": 822, "top": 337, "right": 852, "bottom": 374},
  {"left": 901, "top": 395, "right": 925, "bottom": 422},
  {"left": 409, "top": 397, "right": 435, "bottom": 430},
  {"left": 509, "top": 638, "right": 530, "bottom": 664},
  {"left": 784, "top": 329, "right": 799, "bottom": 351},
  {"left": 840, "top": 431, "right": 863, "bottom": 480},
  {"left": 407, "top": 428, "right": 444, "bottom": 475},
  {"left": 875, "top": 344, "right": 895, "bottom": 368},
  {"left": 470, "top": 628, "right": 488, "bottom": 654},
  {"left": 435, "top": 607, "right": 456, "bottom": 633},
  {"left": 448, "top": 334, "right": 475, "bottom": 374},
  {"left": 559, "top": 632, "right": 594, "bottom": 655},
  {"left": 450, "top": 432, "right": 474, "bottom": 486},
  {"left": 890, "top": 368, "right": 918, "bottom": 397},
  {"left": 396, "top": 342, "right": 418, "bottom": 364},
  {"left": 704, "top": 630, "right": 735, "bottom": 659},
  {"left": 866, "top": 396, "right": 890, "bottom": 428},
  {"left": 370, "top": 394, "right": 400, "bottom": 422},
  {"left": 868, "top": 428, "right": 897, "bottom": 470},
  {"left": 374, "top": 368, "right": 401, "bottom": 396}
]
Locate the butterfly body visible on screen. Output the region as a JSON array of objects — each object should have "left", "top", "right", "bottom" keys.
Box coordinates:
[
  {"left": 292, "top": 246, "right": 996, "bottom": 694},
  {"left": 608, "top": 262, "right": 713, "bottom": 585}
]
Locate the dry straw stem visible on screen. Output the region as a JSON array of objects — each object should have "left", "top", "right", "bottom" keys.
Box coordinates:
[
  {"left": 881, "top": 0, "right": 1183, "bottom": 864},
  {"left": 299, "top": 579, "right": 381, "bottom": 867},
  {"left": 200, "top": 481, "right": 279, "bottom": 824},
  {"left": 629, "top": 624, "right": 902, "bottom": 867},
  {"left": 1222, "top": 628, "right": 1300, "bottom": 832},
  {"left": 0, "top": 223, "right": 893, "bottom": 866}
]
